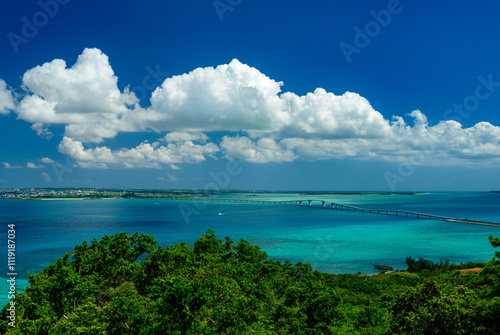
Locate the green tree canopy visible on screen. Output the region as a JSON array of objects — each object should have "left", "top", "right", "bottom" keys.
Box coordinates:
[{"left": 1, "top": 231, "right": 499, "bottom": 334}]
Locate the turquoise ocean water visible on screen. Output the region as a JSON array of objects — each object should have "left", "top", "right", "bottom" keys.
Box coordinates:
[{"left": 1, "top": 192, "right": 500, "bottom": 307}]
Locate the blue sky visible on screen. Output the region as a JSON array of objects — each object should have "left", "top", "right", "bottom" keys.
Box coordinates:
[{"left": 1, "top": 0, "right": 500, "bottom": 191}]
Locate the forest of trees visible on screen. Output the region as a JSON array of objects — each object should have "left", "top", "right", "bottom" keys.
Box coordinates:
[{"left": 1, "top": 230, "right": 500, "bottom": 334}]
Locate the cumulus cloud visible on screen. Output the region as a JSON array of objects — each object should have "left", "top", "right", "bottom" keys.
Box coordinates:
[
  {"left": 41, "top": 157, "right": 56, "bottom": 164},
  {"left": 4, "top": 162, "right": 22, "bottom": 169},
  {"left": 58, "top": 136, "right": 219, "bottom": 168},
  {"left": 0, "top": 80, "right": 15, "bottom": 115},
  {"left": 386, "top": 114, "right": 500, "bottom": 165},
  {"left": 17, "top": 48, "right": 141, "bottom": 142},
  {"left": 159, "top": 172, "right": 177, "bottom": 181},
  {"left": 220, "top": 111, "right": 500, "bottom": 166},
  {"left": 279, "top": 89, "right": 391, "bottom": 139},
  {"left": 164, "top": 131, "right": 209, "bottom": 142},
  {"left": 27, "top": 162, "right": 45, "bottom": 169},
  {"left": 148, "top": 59, "right": 289, "bottom": 133},
  {"left": 31, "top": 123, "right": 53, "bottom": 140},
  {"left": 146, "top": 60, "right": 390, "bottom": 140},
  {"left": 221, "top": 136, "right": 296, "bottom": 163},
  {"left": 2, "top": 48, "right": 500, "bottom": 168}
]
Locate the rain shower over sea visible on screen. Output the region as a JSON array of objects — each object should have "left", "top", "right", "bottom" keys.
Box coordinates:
[{"left": 1, "top": 191, "right": 500, "bottom": 306}]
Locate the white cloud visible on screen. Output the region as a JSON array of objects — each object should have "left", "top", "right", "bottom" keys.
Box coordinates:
[
  {"left": 31, "top": 122, "right": 53, "bottom": 140},
  {"left": 159, "top": 172, "right": 177, "bottom": 181},
  {"left": 220, "top": 112, "right": 500, "bottom": 166},
  {"left": 146, "top": 61, "right": 391, "bottom": 140},
  {"left": 4, "top": 162, "right": 23, "bottom": 169},
  {"left": 221, "top": 136, "right": 297, "bottom": 163},
  {"left": 6, "top": 49, "right": 393, "bottom": 143},
  {"left": 58, "top": 137, "right": 117, "bottom": 166},
  {"left": 16, "top": 48, "right": 141, "bottom": 142},
  {"left": 58, "top": 136, "right": 220, "bottom": 168},
  {"left": 148, "top": 59, "right": 289, "bottom": 133},
  {"left": 27, "top": 162, "right": 45, "bottom": 169},
  {"left": 0, "top": 80, "right": 15, "bottom": 115},
  {"left": 164, "top": 131, "right": 208, "bottom": 142},
  {"left": 278, "top": 89, "right": 391, "bottom": 139},
  {"left": 3, "top": 48, "right": 500, "bottom": 168},
  {"left": 41, "top": 157, "right": 55, "bottom": 164}
]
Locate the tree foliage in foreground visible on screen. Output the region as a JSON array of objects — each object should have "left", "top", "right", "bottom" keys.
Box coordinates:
[{"left": 1, "top": 230, "right": 500, "bottom": 334}]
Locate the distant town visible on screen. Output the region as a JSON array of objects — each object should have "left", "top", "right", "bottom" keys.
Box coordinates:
[{"left": 0, "top": 188, "right": 206, "bottom": 200}]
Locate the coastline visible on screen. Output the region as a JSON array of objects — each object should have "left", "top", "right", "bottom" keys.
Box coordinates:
[{"left": 37, "top": 197, "right": 118, "bottom": 200}]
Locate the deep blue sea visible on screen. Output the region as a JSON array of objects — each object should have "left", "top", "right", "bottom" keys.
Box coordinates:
[{"left": 1, "top": 192, "right": 500, "bottom": 307}]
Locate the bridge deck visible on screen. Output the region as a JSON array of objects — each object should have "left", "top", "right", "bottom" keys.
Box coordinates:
[{"left": 180, "top": 197, "right": 500, "bottom": 228}]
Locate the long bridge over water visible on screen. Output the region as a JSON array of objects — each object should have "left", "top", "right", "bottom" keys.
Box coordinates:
[{"left": 186, "top": 197, "right": 500, "bottom": 228}]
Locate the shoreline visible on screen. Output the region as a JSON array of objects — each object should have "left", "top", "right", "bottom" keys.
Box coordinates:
[{"left": 37, "top": 197, "right": 118, "bottom": 200}]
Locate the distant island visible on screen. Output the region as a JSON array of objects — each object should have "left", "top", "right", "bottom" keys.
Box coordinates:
[
  {"left": 0, "top": 188, "right": 207, "bottom": 200},
  {"left": 0, "top": 188, "right": 495, "bottom": 200}
]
